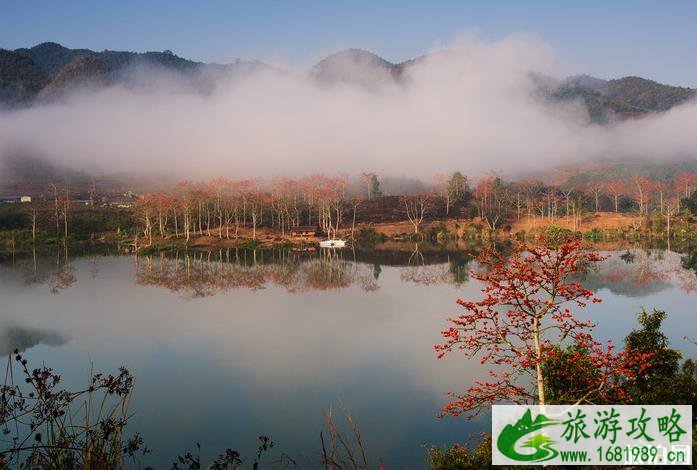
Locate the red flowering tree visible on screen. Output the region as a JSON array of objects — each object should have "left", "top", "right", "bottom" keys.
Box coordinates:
[{"left": 435, "top": 238, "right": 651, "bottom": 416}]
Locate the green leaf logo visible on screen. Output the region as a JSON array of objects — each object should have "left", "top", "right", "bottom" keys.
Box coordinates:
[{"left": 497, "top": 409, "right": 561, "bottom": 462}]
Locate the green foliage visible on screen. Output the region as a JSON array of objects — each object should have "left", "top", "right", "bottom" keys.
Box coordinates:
[
  {"left": 542, "top": 225, "right": 576, "bottom": 246},
  {"left": 237, "top": 238, "right": 263, "bottom": 250},
  {"left": 681, "top": 251, "right": 697, "bottom": 274},
  {"left": 68, "top": 207, "right": 137, "bottom": 237},
  {"left": 0, "top": 205, "right": 30, "bottom": 230},
  {"left": 543, "top": 308, "right": 697, "bottom": 409},
  {"left": 681, "top": 189, "right": 697, "bottom": 215},
  {"left": 582, "top": 227, "right": 604, "bottom": 242},
  {"left": 356, "top": 227, "right": 386, "bottom": 246},
  {"left": 136, "top": 245, "right": 160, "bottom": 256},
  {"left": 428, "top": 223, "right": 453, "bottom": 243},
  {"left": 426, "top": 435, "right": 492, "bottom": 470},
  {"left": 542, "top": 343, "right": 607, "bottom": 405},
  {"left": 624, "top": 309, "right": 697, "bottom": 406},
  {"left": 447, "top": 171, "right": 470, "bottom": 205},
  {"left": 462, "top": 223, "right": 483, "bottom": 240},
  {"left": 369, "top": 174, "right": 382, "bottom": 198},
  {"left": 0, "top": 205, "right": 135, "bottom": 238}
]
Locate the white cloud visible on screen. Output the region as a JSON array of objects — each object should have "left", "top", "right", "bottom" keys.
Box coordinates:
[{"left": 1, "top": 33, "right": 695, "bottom": 180}]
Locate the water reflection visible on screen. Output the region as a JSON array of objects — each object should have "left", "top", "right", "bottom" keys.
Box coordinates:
[
  {"left": 129, "top": 246, "right": 476, "bottom": 298},
  {"left": 0, "top": 325, "right": 67, "bottom": 354},
  {"left": 10, "top": 244, "right": 116, "bottom": 293},
  {"left": 1, "top": 249, "right": 483, "bottom": 466},
  {"left": 6, "top": 245, "right": 697, "bottom": 298},
  {"left": 134, "top": 248, "right": 381, "bottom": 298},
  {"left": 1, "top": 244, "right": 696, "bottom": 466},
  {"left": 583, "top": 249, "right": 697, "bottom": 296}
]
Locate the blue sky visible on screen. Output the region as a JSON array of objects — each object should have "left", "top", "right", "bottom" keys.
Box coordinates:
[{"left": 2, "top": 0, "right": 696, "bottom": 86}]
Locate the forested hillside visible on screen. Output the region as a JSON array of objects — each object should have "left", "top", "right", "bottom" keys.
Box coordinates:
[{"left": 1, "top": 42, "right": 695, "bottom": 119}]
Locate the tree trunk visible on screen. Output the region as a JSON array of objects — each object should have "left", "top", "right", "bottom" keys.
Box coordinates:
[
  {"left": 533, "top": 316, "right": 546, "bottom": 406},
  {"left": 31, "top": 209, "right": 36, "bottom": 244},
  {"left": 351, "top": 204, "right": 357, "bottom": 239}
]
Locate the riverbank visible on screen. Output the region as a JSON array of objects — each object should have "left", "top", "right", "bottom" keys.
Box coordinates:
[{"left": 3, "top": 210, "right": 697, "bottom": 258}]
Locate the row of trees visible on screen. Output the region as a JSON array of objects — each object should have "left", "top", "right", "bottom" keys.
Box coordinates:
[
  {"left": 137, "top": 175, "right": 354, "bottom": 244},
  {"left": 14, "top": 170, "right": 697, "bottom": 244},
  {"left": 133, "top": 171, "right": 475, "bottom": 242},
  {"left": 469, "top": 171, "right": 697, "bottom": 232},
  {"left": 132, "top": 169, "right": 697, "bottom": 243}
]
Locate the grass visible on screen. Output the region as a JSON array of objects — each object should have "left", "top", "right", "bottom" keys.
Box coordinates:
[
  {"left": 0, "top": 352, "right": 147, "bottom": 469},
  {"left": 0, "top": 353, "right": 384, "bottom": 469}
]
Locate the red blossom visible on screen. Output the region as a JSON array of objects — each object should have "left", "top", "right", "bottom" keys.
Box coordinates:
[{"left": 435, "top": 239, "right": 652, "bottom": 416}]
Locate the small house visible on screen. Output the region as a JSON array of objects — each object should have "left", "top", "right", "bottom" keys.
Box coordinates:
[
  {"left": 0, "top": 195, "right": 31, "bottom": 204},
  {"left": 290, "top": 226, "right": 319, "bottom": 238}
]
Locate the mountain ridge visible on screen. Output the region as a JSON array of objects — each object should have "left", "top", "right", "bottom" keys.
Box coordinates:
[{"left": 1, "top": 42, "right": 695, "bottom": 121}]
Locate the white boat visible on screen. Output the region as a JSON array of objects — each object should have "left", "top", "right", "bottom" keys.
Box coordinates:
[{"left": 319, "top": 239, "right": 346, "bottom": 248}]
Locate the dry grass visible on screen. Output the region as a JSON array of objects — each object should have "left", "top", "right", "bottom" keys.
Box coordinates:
[{"left": 510, "top": 212, "right": 639, "bottom": 233}]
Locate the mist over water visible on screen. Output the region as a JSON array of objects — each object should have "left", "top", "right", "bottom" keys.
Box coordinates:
[
  {"left": 1, "top": 34, "right": 697, "bottom": 180},
  {"left": 2, "top": 247, "right": 696, "bottom": 466}
]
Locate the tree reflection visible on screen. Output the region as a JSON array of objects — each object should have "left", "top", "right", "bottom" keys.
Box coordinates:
[
  {"left": 0, "top": 325, "right": 67, "bottom": 354},
  {"left": 49, "top": 245, "right": 77, "bottom": 294},
  {"left": 589, "top": 249, "right": 697, "bottom": 295},
  {"left": 400, "top": 243, "right": 473, "bottom": 286},
  {"left": 10, "top": 244, "right": 697, "bottom": 297},
  {"left": 133, "top": 248, "right": 383, "bottom": 298},
  {"left": 10, "top": 245, "right": 77, "bottom": 293}
]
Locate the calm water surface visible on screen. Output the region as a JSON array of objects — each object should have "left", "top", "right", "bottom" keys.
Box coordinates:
[{"left": 1, "top": 245, "right": 696, "bottom": 467}]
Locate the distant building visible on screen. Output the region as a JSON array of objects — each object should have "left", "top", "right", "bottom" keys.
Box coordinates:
[
  {"left": 290, "top": 226, "right": 319, "bottom": 238},
  {"left": 0, "top": 195, "right": 31, "bottom": 203}
]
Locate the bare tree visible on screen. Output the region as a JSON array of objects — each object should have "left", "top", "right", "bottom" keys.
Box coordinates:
[
  {"left": 349, "top": 198, "right": 362, "bottom": 240},
  {"left": 30, "top": 207, "right": 37, "bottom": 244},
  {"left": 401, "top": 193, "right": 431, "bottom": 234},
  {"left": 49, "top": 182, "right": 59, "bottom": 236}
]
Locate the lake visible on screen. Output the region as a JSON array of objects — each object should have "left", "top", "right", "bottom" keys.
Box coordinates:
[{"left": 1, "top": 244, "right": 696, "bottom": 468}]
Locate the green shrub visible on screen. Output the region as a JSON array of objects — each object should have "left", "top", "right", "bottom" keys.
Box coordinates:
[
  {"left": 582, "top": 227, "right": 604, "bottom": 242},
  {"left": 356, "top": 227, "right": 386, "bottom": 246},
  {"left": 542, "top": 225, "right": 576, "bottom": 246},
  {"left": 426, "top": 434, "right": 492, "bottom": 469}
]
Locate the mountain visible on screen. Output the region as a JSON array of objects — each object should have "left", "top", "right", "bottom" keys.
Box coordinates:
[
  {"left": 0, "top": 153, "right": 172, "bottom": 196},
  {"left": 14, "top": 42, "right": 96, "bottom": 76},
  {"left": 37, "top": 55, "right": 112, "bottom": 101},
  {"left": 0, "top": 49, "right": 48, "bottom": 108},
  {"left": 1, "top": 42, "right": 275, "bottom": 105},
  {"left": 607, "top": 76, "right": 695, "bottom": 113},
  {"left": 550, "top": 74, "right": 696, "bottom": 122},
  {"left": 312, "top": 49, "right": 402, "bottom": 87},
  {"left": 531, "top": 160, "right": 697, "bottom": 190},
  {"left": 1, "top": 42, "right": 696, "bottom": 121},
  {"left": 14, "top": 42, "right": 200, "bottom": 77}
]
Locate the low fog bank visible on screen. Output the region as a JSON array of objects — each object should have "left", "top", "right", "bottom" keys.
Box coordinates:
[{"left": 1, "top": 34, "right": 696, "bottom": 181}]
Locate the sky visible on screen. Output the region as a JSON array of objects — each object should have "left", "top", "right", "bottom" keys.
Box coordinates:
[{"left": 1, "top": 0, "right": 697, "bottom": 87}]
